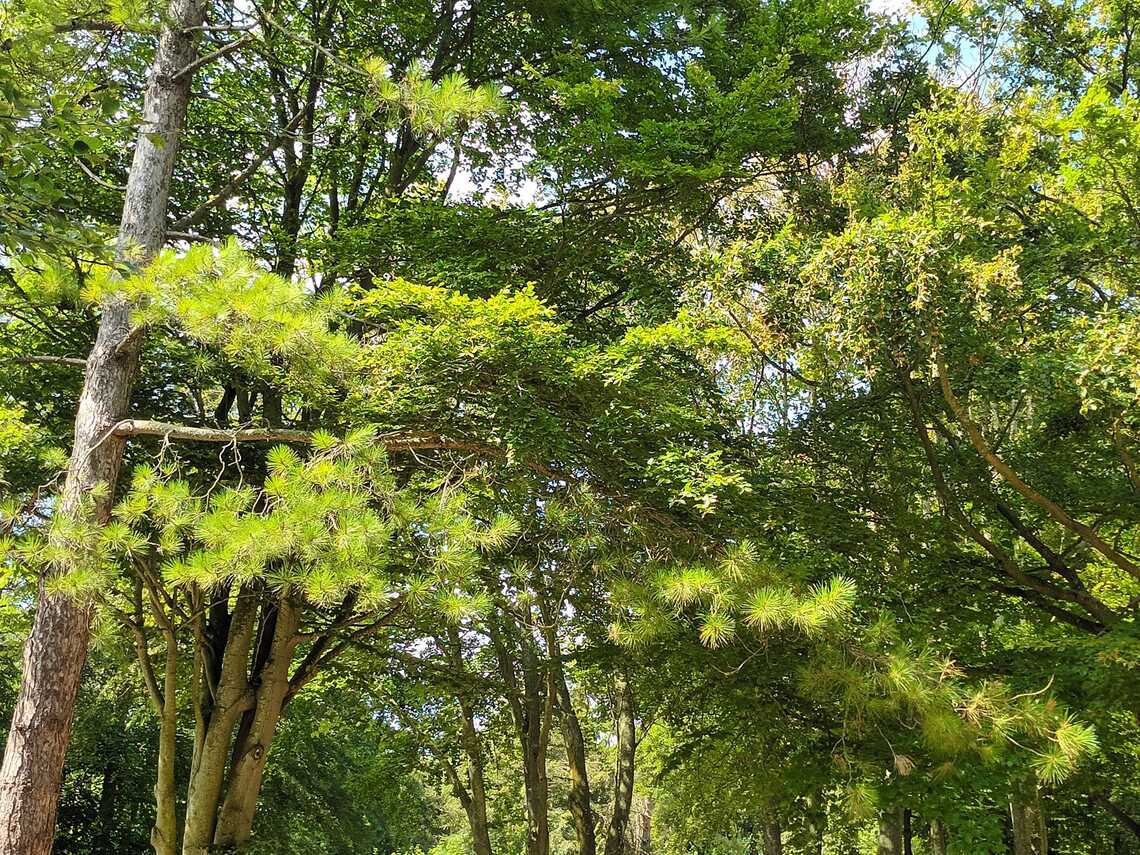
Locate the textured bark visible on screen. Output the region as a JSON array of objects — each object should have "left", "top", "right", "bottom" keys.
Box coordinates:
[
  {"left": 555, "top": 669, "right": 595, "bottom": 855},
  {"left": 604, "top": 672, "right": 636, "bottom": 855},
  {"left": 1010, "top": 794, "right": 1048, "bottom": 855},
  {"left": 212, "top": 594, "right": 300, "bottom": 848},
  {"left": 760, "top": 816, "right": 782, "bottom": 855},
  {"left": 539, "top": 599, "right": 595, "bottom": 855},
  {"left": 456, "top": 696, "right": 494, "bottom": 855},
  {"left": 0, "top": 4, "right": 204, "bottom": 850},
  {"left": 442, "top": 626, "right": 493, "bottom": 855},
  {"left": 929, "top": 819, "right": 949, "bottom": 855},
  {"left": 151, "top": 633, "right": 179, "bottom": 855},
  {"left": 182, "top": 591, "right": 257, "bottom": 855},
  {"left": 878, "top": 808, "right": 904, "bottom": 855},
  {"left": 488, "top": 613, "right": 552, "bottom": 855}
]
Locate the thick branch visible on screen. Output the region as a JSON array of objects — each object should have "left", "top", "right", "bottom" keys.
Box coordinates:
[
  {"left": 112, "top": 419, "right": 311, "bottom": 444},
  {"left": 936, "top": 352, "right": 1140, "bottom": 580}
]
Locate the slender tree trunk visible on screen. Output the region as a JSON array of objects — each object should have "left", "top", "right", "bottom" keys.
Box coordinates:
[
  {"left": 929, "top": 818, "right": 949, "bottom": 855},
  {"left": 0, "top": 2, "right": 204, "bottom": 851},
  {"left": 95, "top": 762, "right": 118, "bottom": 851},
  {"left": 902, "top": 808, "right": 913, "bottom": 855},
  {"left": 213, "top": 594, "right": 300, "bottom": 848},
  {"left": 1010, "top": 793, "right": 1048, "bottom": 855},
  {"left": 182, "top": 591, "right": 257, "bottom": 855},
  {"left": 541, "top": 611, "right": 595, "bottom": 855},
  {"left": 457, "top": 701, "right": 493, "bottom": 855},
  {"left": 760, "top": 815, "right": 782, "bottom": 855},
  {"left": 604, "top": 672, "right": 636, "bottom": 855},
  {"left": 152, "top": 637, "right": 179, "bottom": 855},
  {"left": 557, "top": 672, "right": 595, "bottom": 855},
  {"left": 1093, "top": 795, "right": 1140, "bottom": 843},
  {"left": 878, "top": 808, "right": 904, "bottom": 855}
]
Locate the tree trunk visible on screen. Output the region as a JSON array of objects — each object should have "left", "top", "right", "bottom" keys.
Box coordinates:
[
  {"left": 1010, "top": 793, "right": 1048, "bottom": 855},
  {"left": 760, "top": 816, "right": 782, "bottom": 855},
  {"left": 212, "top": 594, "right": 300, "bottom": 848},
  {"left": 929, "top": 818, "right": 949, "bottom": 855},
  {"left": 0, "top": 7, "right": 204, "bottom": 850},
  {"left": 457, "top": 699, "right": 493, "bottom": 855},
  {"left": 604, "top": 672, "right": 636, "bottom": 855},
  {"left": 543, "top": 616, "right": 595, "bottom": 855},
  {"left": 878, "top": 808, "right": 904, "bottom": 855},
  {"left": 151, "top": 636, "right": 179, "bottom": 855},
  {"left": 182, "top": 591, "right": 257, "bottom": 855},
  {"left": 902, "top": 808, "right": 913, "bottom": 855}
]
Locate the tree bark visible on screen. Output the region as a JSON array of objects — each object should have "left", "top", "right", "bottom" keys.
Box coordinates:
[
  {"left": 929, "top": 818, "right": 949, "bottom": 855},
  {"left": 604, "top": 671, "right": 636, "bottom": 855},
  {"left": 760, "top": 816, "right": 782, "bottom": 855},
  {"left": 1010, "top": 794, "right": 1048, "bottom": 855},
  {"left": 556, "top": 669, "right": 596, "bottom": 855},
  {"left": 151, "top": 629, "right": 179, "bottom": 855},
  {"left": 212, "top": 593, "right": 300, "bottom": 848},
  {"left": 878, "top": 808, "right": 904, "bottom": 855},
  {"left": 539, "top": 596, "right": 595, "bottom": 855},
  {"left": 442, "top": 625, "right": 494, "bottom": 855},
  {"left": 0, "top": 3, "right": 204, "bottom": 850},
  {"left": 182, "top": 590, "right": 257, "bottom": 855}
]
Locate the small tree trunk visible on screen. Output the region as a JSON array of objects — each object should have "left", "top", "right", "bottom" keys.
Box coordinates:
[
  {"left": 878, "top": 808, "right": 904, "bottom": 855},
  {"left": 604, "top": 672, "right": 636, "bottom": 855},
  {"left": 212, "top": 594, "right": 300, "bottom": 848},
  {"left": 1011, "top": 793, "right": 1048, "bottom": 855},
  {"left": 458, "top": 703, "right": 494, "bottom": 855},
  {"left": 543, "top": 619, "right": 595, "bottom": 855},
  {"left": 903, "top": 808, "right": 913, "bottom": 855},
  {"left": 182, "top": 591, "right": 258, "bottom": 855},
  {"left": 930, "top": 818, "right": 949, "bottom": 855},
  {"left": 760, "top": 816, "right": 782, "bottom": 855},
  {"left": 151, "top": 638, "right": 179, "bottom": 855},
  {"left": 0, "top": 2, "right": 205, "bottom": 851}
]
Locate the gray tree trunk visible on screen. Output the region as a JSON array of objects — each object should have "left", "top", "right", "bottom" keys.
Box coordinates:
[
  {"left": 0, "top": 2, "right": 204, "bottom": 851},
  {"left": 604, "top": 672, "right": 636, "bottom": 855},
  {"left": 878, "top": 808, "right": 904, "bottom": 855},
  {"left": 1011, "top": 794, "right": 1048, "bottom": 855},
  {"left": 930, "top": 818, "right": 949, "bottom": 855}
]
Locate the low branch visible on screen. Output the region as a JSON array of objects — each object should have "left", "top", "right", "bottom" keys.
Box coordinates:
[
  {"left": 109, "top": 418, "right": 570, "bottom": 481},
  {"left": 111, "top": 419, "right": 311, "bottom": 444}
]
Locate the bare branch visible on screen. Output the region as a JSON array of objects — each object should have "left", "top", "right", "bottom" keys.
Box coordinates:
[
  {"left": 170, "top": 106, "right": 308, "bottom": 231},
  {"left": 111, "top": 419, "right": 312, "bottom": 444},
  {"left": 170, "top": 34, "right": 256, "bottom": 82}
]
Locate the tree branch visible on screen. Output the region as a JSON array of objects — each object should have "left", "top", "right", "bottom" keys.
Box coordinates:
[
  {"left": 170, "top": 104, "right": 307, "bottom": 231},
  {"left": 936, "top": 351, "right": 1140, "bottom": 580}
]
